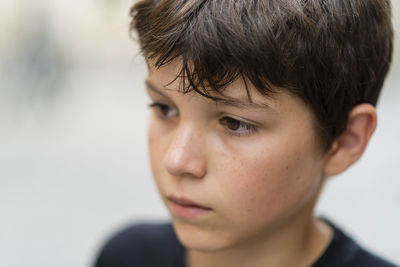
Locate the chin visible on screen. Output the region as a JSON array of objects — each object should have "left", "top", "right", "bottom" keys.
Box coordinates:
[{"left": 171, "top": 219, "right": 234, "bottom": 252}]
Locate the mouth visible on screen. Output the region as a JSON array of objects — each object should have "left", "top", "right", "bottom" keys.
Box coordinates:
[{"left": 167, "top": 195, "right": 212, "bottom": 219}]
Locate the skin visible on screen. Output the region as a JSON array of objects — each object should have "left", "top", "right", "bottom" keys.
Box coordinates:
[{"left": 145, "top": 59, "right": 376, "bottom": 267}]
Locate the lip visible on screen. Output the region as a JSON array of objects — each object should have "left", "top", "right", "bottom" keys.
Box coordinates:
[{"left": 167, "top": 195, "right": 212, "bottom": 219}]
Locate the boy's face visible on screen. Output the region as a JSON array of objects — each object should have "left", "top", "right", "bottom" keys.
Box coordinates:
[{"left": 146, "top": 59, "right": 329, "bottom": 251}]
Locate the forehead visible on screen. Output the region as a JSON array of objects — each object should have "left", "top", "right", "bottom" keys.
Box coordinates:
[{"left": 146, "top": 59, "right": 289, "bottom": 112}]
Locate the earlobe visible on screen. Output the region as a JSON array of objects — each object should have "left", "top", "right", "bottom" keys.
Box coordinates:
[{"left": 324, "top": 104, "right": 377, "bottom": 176}]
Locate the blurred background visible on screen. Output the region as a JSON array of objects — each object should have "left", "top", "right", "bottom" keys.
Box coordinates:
[{"left": 0, "top": 1, "right": 399, "bottom": 266}]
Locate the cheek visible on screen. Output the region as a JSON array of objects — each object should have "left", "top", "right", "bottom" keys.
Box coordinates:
[
  {"left": 148, "top": 121, "right": 167, "bottom": 184},
  {"left": 214, "top": 142, "right": 323, "bottom": 226}
]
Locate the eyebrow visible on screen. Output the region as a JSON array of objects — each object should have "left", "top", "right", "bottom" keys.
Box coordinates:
[
  {"left": 146, "top": 80, "right": 170, "bottom": 98},
  {"left": 145, "top": 80, "right": 276, "bottom": 111},
  {"left": 214, "top": 98, "right": 274, "bottom": 111}
]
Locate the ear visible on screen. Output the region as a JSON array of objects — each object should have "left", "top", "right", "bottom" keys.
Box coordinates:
[{"left": 324, "top": 104, "right": 377, "bottom": 176}]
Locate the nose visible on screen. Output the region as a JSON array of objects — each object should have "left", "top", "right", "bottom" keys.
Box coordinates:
[{"left": 163, "top": 123, "right": 207, "bottom": 179}]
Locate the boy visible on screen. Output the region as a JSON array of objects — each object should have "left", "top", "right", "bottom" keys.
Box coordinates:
[{"left": 94, "top": 0, "right": 396, "bottom": 266}]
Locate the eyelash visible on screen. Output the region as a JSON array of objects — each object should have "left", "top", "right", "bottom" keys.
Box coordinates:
[
  {"left": 149, "top": 102, "right": 178, "bottom": 119},
  {"left": 219, "top": 117, "right": 258, "bottom": 137},
  {"left": 149, "top": 102, "right": 258, "bottom": 137}
]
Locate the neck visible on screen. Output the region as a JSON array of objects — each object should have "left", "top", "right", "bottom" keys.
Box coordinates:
[{"left": 186, "top": 215, "right": 332, "bottom": 267}]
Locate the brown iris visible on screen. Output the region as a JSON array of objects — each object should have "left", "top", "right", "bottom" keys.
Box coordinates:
[{"left": 220, "top": 117, "right": 241, "bottom": 131}]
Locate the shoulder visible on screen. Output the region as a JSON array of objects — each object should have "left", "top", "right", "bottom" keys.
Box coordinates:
[
  {"left": 313, "top": 218, "right": 398, "bottom": 267},
  {"left": 93, "top": 223, "right": 184, "bottom": 267},
  {"left": 347, "top": 249, "right": 398, "bottom": 267}
]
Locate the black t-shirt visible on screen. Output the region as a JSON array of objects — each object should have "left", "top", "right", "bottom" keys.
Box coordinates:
[{"left": 93, "top": 220, "right": 398, "bottom": 267}]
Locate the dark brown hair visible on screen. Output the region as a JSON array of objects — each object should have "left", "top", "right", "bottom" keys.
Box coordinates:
[{"left": 130, "top": 0, "right": 393, "bottom": 150}]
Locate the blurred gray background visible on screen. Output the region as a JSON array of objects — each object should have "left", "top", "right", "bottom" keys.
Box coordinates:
[{"left": 0, "top": 1, "right": 399, "bottom": 266}]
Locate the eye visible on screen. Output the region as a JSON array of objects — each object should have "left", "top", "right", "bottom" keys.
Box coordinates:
[
  {"left": 219, "top": 116, "right": 257, "bottom": 137},
  {"left": 149, "top": 102, "right": 178, "bottom": 119}
]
